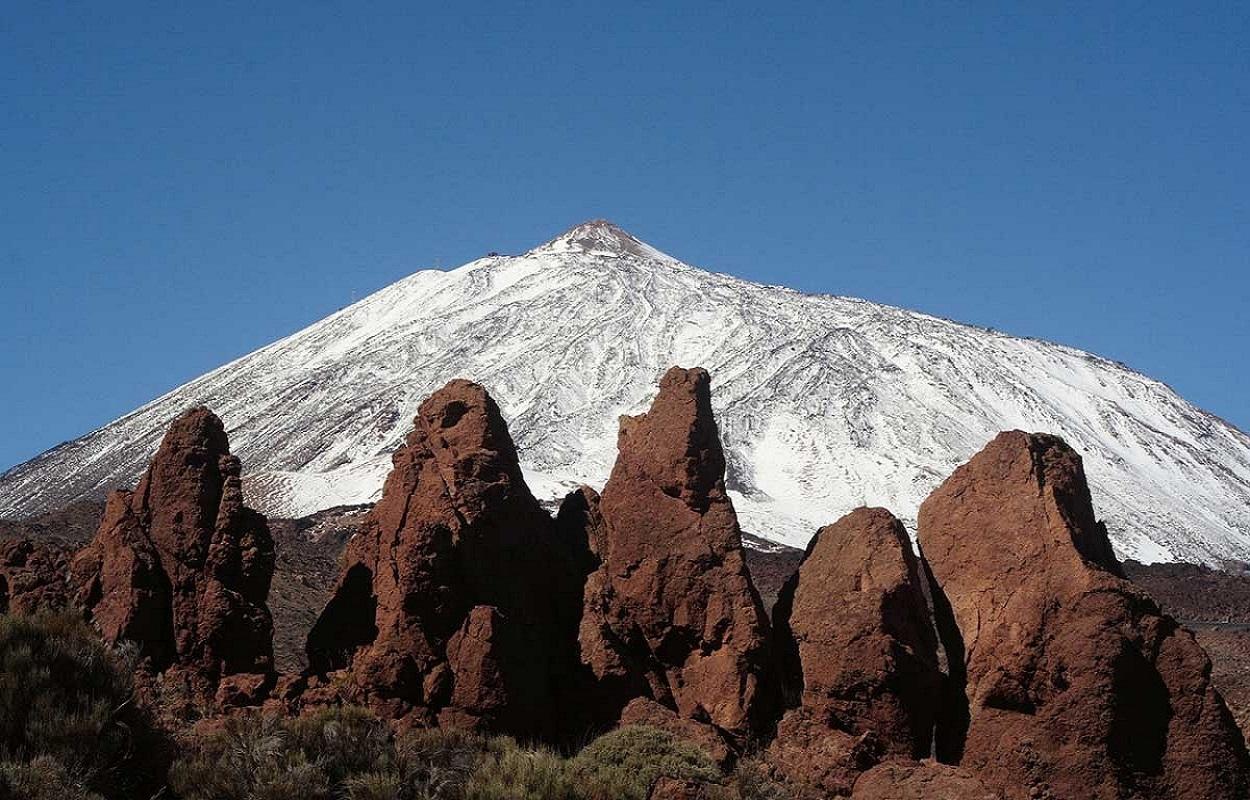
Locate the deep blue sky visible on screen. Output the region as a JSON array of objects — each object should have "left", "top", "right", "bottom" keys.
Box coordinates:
[{"left": 2, "top": 2, "right": 1247, "bottom": 471}]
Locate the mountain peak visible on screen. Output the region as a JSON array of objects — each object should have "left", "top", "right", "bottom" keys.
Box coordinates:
[{"left": 531, "top": 219, "right": 669, "bottom": 260}]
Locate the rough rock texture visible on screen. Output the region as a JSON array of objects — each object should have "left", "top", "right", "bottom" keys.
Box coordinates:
[
  {"left": 575, "top": 367, "right": 774, "bottom": 743},
  {"left": 850, "top": 761, "right": 1002, "bottom": 799},
  {"left": 304, "top": 380, "right": 578, "bottom": 738},
  {"left": 0, "top": 537, "right": 74, "bottom": 615},
  {"left": 768, "top": 507, "right": 942, "bottom": 796},
  {"left": 71, "top": 407, "right": 276, "bottom": 703},
  {"left": 918, "top": 430, "right": 1250, "bottom": 800},
  {"left": 646, "top": 776, "right": 715, "bottom": 800}
]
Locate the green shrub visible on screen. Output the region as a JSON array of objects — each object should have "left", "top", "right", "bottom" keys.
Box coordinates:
[
  {"left": 721, "top": 758, "right": 791, "bottom": 800},
  {"left": 395, "top": 728, "right": 495, "bottom": 798},
  {"left": 170, "top": 707, "right": 498, "bottom": 800},
  {"left": 465, "top": 743, "right": 578, "bottom": 800},
  {"left": 0, "top": 756, "right": 103, "bottom": 800},
  {"left": 0, "top": 612, "right": 164, "bottom": 799},
  {"left": 343, "top": 769, "right": 405, "bottom": 800},
  {"left": 571, "top": 725, "right": 721, "bottom": 800},
  {"left": 286, "top": 705, "right": 396, "bottom": 785},
  {"left": 171, "top": 709, "right": 736, "bottom": 800},
  {"left": 169, "top": 711, "right": 332, "bottom": 800}
]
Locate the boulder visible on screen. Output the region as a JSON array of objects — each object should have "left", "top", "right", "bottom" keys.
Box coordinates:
[
  {"left": 851, "top": 761, "right": 1002, "bottom": 799},
  {"left": 0, "top": 537, "right": 74, "bottom": 615},
  {"left": 918, "top": 430, "right": 1250, "bottom": 799},
  {"left": 576, "top": 366, "right": 775, "bottom": 743},
  {"left": 72, "top": 407, "right": 275, "bottom": 702},
  {"left": 304, "top": 380, "right": 577, "bottom": 738},
  {"left": 768, "top": 507, "right": 942, "bottom": 795}
]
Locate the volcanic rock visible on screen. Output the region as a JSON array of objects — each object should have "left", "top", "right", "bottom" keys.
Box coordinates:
[
  {"left": 850, "top": 761, "right": 1002, "bottom": 799},
  {"left": 0, "top": 537, "right": 74, "bottom": 615},
  {"left": 575, "top": 366, "right": 774, "bottom": 743},
  {"left": 304, "top": 380, "right": 577, "bottom": 737},
  {"left": 918, "top": 430, "right": 1250, "bottom": 799},
  {"left": 71, "top": 407, "right": 276, "bottom": 703},
  {"left": 768, "top": 507, "right": 943, "bottom": 795}
]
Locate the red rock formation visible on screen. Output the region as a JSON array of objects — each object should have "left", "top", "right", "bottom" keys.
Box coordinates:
[
  {"left": 72, "top": 407, "right": 275, "bottom": 704},
  {"left": 576, "top": 367, "right": 775, "bottom": 743},
  {"left": 918, "top": 431, "right": 1250, "bottom": 799},
  {"left": 850, "top": 761, "right": 1002, "bottom": 799},
  {"left": 0, "top": 537, "right": 74, "bottom": 615},
  {"left": 305, "top": 380, "right": 577, "bottom": 737},
  {"left": 768, "top": 507, "right": 943, "bottom": 795}
]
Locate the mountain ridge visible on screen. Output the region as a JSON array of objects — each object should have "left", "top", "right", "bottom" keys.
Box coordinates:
[{"left": 3, "top": 220, "right": 1249, "bottom": 565}]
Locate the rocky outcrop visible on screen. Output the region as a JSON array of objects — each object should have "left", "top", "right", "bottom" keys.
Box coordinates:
[
  {"left": 575, "top": 367, "right": 774, "bottom": 744},
  {"left": 0, "top": 538, "right": 74, "bottom": 615},
  {"left": 768, "top": 507, "right": 942, "bottom": 796},
  {"left": 850, "top": 761, "right": 1002, "bottom": 799},
  {"left": 918, "top": 430, "right": 1250, "bottom": 799},
  {"left": 71, "top": 407, "right": 276, "bottom": 704},
  {"left": 304, "top": 380, "right": 578, "bottom": 738}
]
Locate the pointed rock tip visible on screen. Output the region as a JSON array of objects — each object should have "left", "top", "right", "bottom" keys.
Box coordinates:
[
  {"left": 415, "top": 378, "right": 518, "bottom": 458},
  {"left": 659, "top": 365, "right": 711, "bottom": 390},
  {"left": 162, "top": 405, "right": 228, "bottom": 452},
  {"left": 419, "top": 378, "right": 496, "bottom": 418},
  {"left": 924, "top": 427, "right": 1120, "bottom": 574}
]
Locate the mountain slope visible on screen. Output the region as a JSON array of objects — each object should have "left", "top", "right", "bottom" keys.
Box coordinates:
[{"left": 3, "top": 221, "right": 1248, "bottom": 564}]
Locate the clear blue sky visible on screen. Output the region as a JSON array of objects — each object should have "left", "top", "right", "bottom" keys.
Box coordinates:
[{"left": 2, "top": 2, "right": 1247, "bottom": 472}]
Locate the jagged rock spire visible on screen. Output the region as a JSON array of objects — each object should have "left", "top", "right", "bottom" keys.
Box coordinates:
[
  {"left": 918, "top": 431, "right": 1250, "bottom": 799},
  {"left": 304, "top": 379, "right": 580, "bottom": 738},
  {"left": 574, "top": 366, "right": 776, "bottom": 744},
  {"left": 72, "top": 406, "right": 276, "bottom": 705}
]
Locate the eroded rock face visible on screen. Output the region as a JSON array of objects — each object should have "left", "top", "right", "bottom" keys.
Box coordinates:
[
  {"left": 576, "top": 367, "right": 775, "bottom": 743},
  {"left": 0, "top": 538, "right": 74, "bottom": 615},
  {"left": 850, "top": 761, "right": 1002, "bottom": 799},
  {"left": 768, "top": 507, "right": 942, "bottom": 795},
  {"left": 305, "top": 380, "right": 577, "bottom": 737},
  {"left": 918, "top": 431, "right": 1250, "bottom": 799},
  {"left": 72, "top": 407, "right": 276, "bottom": 703}
]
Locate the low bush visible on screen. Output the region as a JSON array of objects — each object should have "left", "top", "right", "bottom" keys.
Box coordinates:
[
  {"left": 465, "top": 744, "right": 578, "bottom": 800},
  {"left": 0, "top": 756, "right": 103, "bottom": 800},
  {"left": 571, "top": 725, "right": 721, "bottom": 800},
  {"left": 721, "top": 757, "right": 792, "bottom": 800},
  {"left": 169, "top": 713, "right": 741, "bottom": 800},
  {"left": 170, "top": 708, "right": 497, "bottom": 800},
  {"left": 0, "top": 612, "right": 165, "bottom": 800},
  {"left": 395, "top": 728, "right": 493, "bottom": 798}
]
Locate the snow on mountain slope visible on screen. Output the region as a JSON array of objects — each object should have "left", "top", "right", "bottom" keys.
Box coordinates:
[{"left": 3, "top": 221, "right": 1249, "bottom": 564}]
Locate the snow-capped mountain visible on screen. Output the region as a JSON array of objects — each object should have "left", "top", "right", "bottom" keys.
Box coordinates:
[{"left": 3, "top": 221, "right": 1249, "bottom": 564}]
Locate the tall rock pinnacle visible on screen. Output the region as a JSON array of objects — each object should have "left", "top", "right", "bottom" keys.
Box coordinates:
[
  {"left": 72, "top": 407, "right": 276, "bottom": 704},
  {"left": 305, "top": 379, "right": 579, "bottom": 737},
  {"left": 918, "top": 431, "right": 1250, "bottom": 799},
  {"left": 769, "top": 507, "right": 943, "bottom": 795},
  {"left": 575, "top": 366, "right": 776, "bottom": 744}
]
